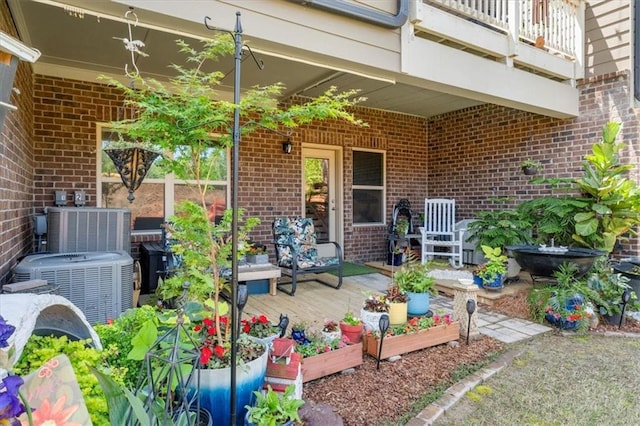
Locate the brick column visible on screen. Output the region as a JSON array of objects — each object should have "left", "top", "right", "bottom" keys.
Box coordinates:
[{"left": 451, "top": 281, "right": 480, "bottom": 340}]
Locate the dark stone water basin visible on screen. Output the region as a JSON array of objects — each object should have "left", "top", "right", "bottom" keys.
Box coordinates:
[{"left": 506, "top": 245, "right": 605, "bottom": 277}]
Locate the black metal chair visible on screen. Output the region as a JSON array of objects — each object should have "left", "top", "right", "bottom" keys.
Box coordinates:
[{"left": 272, "top": 217, "right": 343, "bottom": 296}]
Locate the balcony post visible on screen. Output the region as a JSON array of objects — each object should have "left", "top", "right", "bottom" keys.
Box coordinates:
[{"left": 506, "top": 0, "right": 521, "bottom": 66}]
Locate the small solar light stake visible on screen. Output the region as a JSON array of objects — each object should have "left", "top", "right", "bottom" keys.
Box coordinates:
[
  {"left": 466, "top": 299, "right": 476, "bottom": 346},
  {"left": 237, "top": 283, "right": 248, "bottom": 336},
  {"left": 619, "top": 287, "right": 631, "bottom": 329},
  {"left": 377, "top": 314, "right": 390, "bottom": 371}
]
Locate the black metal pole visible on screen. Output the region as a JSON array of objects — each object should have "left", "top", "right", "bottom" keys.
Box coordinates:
[{"left": 230, "top": 11, "right": 242, "bottom": 426}]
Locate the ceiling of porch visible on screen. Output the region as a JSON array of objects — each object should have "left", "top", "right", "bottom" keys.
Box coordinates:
[{"left": 7, "top": 0, "right": 484, "bottom": 119}]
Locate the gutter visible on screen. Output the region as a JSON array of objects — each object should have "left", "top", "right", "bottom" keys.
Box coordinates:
[{"left": 286, "top": 0, "right": 408, "bottom": 29}]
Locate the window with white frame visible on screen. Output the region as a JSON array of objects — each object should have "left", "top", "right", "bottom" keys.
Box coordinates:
[
  {"left": 352, "top": 149, "right": 385, "bottom": 225},
  {"left": 97, "top": 124, "right": 229, "bottom": 232}
]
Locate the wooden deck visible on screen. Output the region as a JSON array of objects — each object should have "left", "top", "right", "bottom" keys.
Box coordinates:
[
  {"left": 243, "top": 274, "right": 378, "bottom": 333},
  {"left": 243, "top": 267, "right": 535, "bottom": 331}
]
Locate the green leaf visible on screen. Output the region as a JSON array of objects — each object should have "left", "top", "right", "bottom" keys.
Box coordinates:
[
  {"left": 128, "top": 320, "right": 158, "bottom": 361},
  {"left": 575, "top": 217, "right": 598, "bottom": 236}
]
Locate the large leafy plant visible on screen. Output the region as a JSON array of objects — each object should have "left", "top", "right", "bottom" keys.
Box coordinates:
[
  {"left": 572, "top": 121, "right": 640, "bottom": 253},
  {"left": 466, "top": 207, "right": 533, "bottom": 249}
]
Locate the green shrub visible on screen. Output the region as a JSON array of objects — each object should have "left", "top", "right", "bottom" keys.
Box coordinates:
[
  {"left": 13, "top": 335, "right": 109, "bottom": 426},
  {"left": 93, "top": 305, "right": 159, "bottom": 387}
]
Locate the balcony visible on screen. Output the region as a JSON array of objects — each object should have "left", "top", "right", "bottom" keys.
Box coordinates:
[{"left": 413, "top": 0, "right": 583, "bottom": 82}]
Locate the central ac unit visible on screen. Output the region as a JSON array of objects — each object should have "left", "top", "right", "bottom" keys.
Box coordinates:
[
  {"left": 12, "top": 251, "right": 133, "bottom": 325},
  {"left": 46, "top": 207, "right": 131, "bottom": 253}
]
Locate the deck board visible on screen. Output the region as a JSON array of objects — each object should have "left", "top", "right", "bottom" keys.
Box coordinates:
[{"left": 243, "top": 273, "right": 379, "bottom": 332}]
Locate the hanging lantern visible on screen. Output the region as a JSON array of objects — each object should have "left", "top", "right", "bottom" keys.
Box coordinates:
[{"left": 104, "top": 145, "right": 159, "bottom": 203}]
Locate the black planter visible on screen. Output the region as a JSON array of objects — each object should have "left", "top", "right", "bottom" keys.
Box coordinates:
[
  {"left": 602, "top": 310, "right": 625, "bottom": 326},
  {"left": 612, "top": 262, "right": 640, "bottom": 298},
  {"left": 522, "top": 166, "right": 538, "bottom": 175}
]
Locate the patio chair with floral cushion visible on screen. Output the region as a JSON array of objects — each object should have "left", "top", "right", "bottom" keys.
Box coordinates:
[{"left": 272, "top": 217, "right": 343, "bottom": 296}]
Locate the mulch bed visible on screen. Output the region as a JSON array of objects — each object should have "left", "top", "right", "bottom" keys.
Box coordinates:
[
  {"left": 302, "top": 290, "right": 640, "bottom": 425},
  {"left": 302, "top": 336, "right": 503, "bottom": 425}
]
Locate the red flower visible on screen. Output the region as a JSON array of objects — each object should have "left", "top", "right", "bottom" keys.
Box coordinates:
[
  {"left": 213, "top": 345, "right": 225, "bottom": 358},
  {"left": 219, "top": 316, "right": 229, "bottom": 325},
  {"left": 200, "top": 346, "right": 212, "bottom": 365},
  {"left": 193, "top": 325, "right": 202, "bottom": 332},
  {"left": 251, "top": 316, "right": 257, "bottom": 324},
  {"left": 203, "top": 318, "right": 213, "bottom": 327},
  {"left": 243, "top": 323, "right": 251, "bottom": 333},
  {"left": 258, "top": 315, "right": 268, "bottom": 324},
  {"left": 207, "top": 326, "right": 216, "bottom": 336}
]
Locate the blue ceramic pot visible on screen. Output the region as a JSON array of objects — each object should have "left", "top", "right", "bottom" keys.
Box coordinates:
[
  {"left": 407, "top": 292, "right": 430, "bottom": 316},
  {"left": 483, "top": 274, "right": 504, "bottom": 291},
  {"left": 473, "top": 275, "right": 483, "bottom": 288},
  {"left": 190, "top": 348, "right": 268, "bottom": 426}
]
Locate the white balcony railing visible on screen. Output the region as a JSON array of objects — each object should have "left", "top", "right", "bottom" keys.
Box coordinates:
[{"left": 427, "top": 0, "right": 581, "bottom": 59}]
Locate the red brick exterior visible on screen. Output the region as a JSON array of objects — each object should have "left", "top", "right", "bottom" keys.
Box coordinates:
[
  {"left": 0, "top": 1, "right": 36, "bottom": 283},
  {"left": 427, "top": 71, "right": 640, "bottom": 256}
]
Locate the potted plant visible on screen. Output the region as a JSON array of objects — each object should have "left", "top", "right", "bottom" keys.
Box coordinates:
[
  {"left": 241, "top": 314, "right": 282, "bottom": 348},
  {"left": 474, "top": 246, "right": 507, "bottom": 290},
  {"left": 466, "top": 205, "right": 533, "bottom": 279},
  {"left": 385, "top": 284, "right": 409, "bottom": 325},
  {"left": 244, "top": 385, "right": 304, "bottom": 426},
  {"left": 528, "top": 263, "right": 599, "bottom": 332},
  {"left": 586, "top": 259, "right": 640, "bottom": 325},
  {"left": 291, "top": 324, "right": 362, "bottom": 382},
  {"left": 364, "top": 312, "right": 459, "bottom": 360},
  {"left": 246, "top": 244, "right": 269, "bottom": 264},
  {"left": 290, "top": 321, "right": 310, "bottom": 345},
  {"left": 395, "top": 217, "right": 410, "bottom": 236},
  {"left": 520, "top": 159, "right": 543, "bottom": 175},
  {"left": 394, "top": 260, "right": 437, "bottom": 316},
  {"left": 360, "top": 294, "right": 390, "bottom": 332},
  {"left": 339, "top": 311, "right": 364, "bottom": 344},
  {"left": 321, "top": 319, "right": 341, "bottom": 343}
]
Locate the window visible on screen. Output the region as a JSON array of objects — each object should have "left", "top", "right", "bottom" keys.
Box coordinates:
[
  {"left": 352, "top": 149, "right": 385, "bottom": 225},
  {"left": 97, "top": 124, "right": 230, "bottom": 232}
]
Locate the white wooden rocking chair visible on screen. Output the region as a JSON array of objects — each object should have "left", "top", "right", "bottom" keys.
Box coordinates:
[{"left": 421, "top": 198, "right": 464, "bottom": 268}]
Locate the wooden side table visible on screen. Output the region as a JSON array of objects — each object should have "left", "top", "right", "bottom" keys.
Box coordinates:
[{"left": 238, "top": 263, "right": 282, "bottom": 296}]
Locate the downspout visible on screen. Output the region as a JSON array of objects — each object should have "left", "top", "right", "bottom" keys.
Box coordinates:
[{"left": 286, "top": 0, "right": 408, "bottom": 29}]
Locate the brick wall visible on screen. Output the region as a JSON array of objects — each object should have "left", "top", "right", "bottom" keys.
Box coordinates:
[
  {"left": 29, "top": 76, "right": 428, "bottom": 266},
  {"left": 0, "top": 1, "right": 36, "bottom": 283},
  {"left": 4, "top": 65, "right": 637, "bottom": 285},
  {"left": 427, "top": 71, "right": 640, "bottom": 255},
  {"left": 238, "top": 101, "right": 428, "bottom": 263},
  {"left": 32, "top": 77, "right": 124, "bottom": 209}
]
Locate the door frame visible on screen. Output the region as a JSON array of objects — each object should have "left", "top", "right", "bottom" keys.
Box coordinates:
[{"left": 301, "top": 143, "right": 343, "bottom": 251}]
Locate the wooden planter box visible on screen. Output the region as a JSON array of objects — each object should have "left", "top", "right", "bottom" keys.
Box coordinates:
[
  {"left": 301, "top": 342, "right": 363, "bottom": 383},
  {"left": 364, "top": 321, "right": 460, "bottom": 360}
]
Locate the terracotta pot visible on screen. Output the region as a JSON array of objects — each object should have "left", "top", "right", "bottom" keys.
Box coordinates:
[
  {"left": 339, "top": 321, "right": 363, "bottom": 344},
  {"left": 388, "top": 302, "right": 407, "bottom": 325}
]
